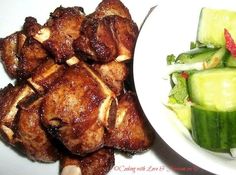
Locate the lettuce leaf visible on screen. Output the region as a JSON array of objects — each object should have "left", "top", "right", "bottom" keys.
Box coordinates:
[{"left": 168, "top": 72, "right": 189, "bottom": 104}]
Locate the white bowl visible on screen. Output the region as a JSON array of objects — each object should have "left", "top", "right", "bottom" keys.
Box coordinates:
[{"left": 133, "top": 0, "right": 236, "bottom": 174}]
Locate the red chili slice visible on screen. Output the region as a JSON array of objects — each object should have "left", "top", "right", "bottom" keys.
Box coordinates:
[
  {"left": 224, "top": 28, "right": 236, "bottom": 57},
  {"left": 181, "top": 71, "right": 189, "bottom": 79}
]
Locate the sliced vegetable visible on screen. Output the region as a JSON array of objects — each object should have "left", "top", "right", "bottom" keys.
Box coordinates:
[
  {"left": 168, "top": 72, "right": 189, "bottom": 104},
  {"left": 167, "top": 103, "right": 191, "bottom": 129},
  {"left": 188, "top": 68, "right": 236, "bottom": 111},
  {"left": 191, "top": 105, "right": 236, "bottom": 152},
  {"left": 167, "top": 7, "right": 236, "bottom": 155},
  {"left": 166, "top": 47, "right": 226, "bottom": 76},
  {"left": 203, "top": 47, "right": 227, "bottom": 69},
  {"left": 224, "top": 28, "right": 236, "bottom": 57},
  {"left": 165, "top": 62, "right": 204, "bottom": 77},
  {"left": 166, "top": 54, "right": 176, "bottom": 65},
  {"left": 197, "top": 8, "right": 236, "bottom": 47},
  {"left": 176, "top": 47, "right": 218, "bottom": 64}
]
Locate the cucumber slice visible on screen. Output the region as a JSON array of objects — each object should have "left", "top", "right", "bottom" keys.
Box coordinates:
[
  {"left": 176, "top": 48, "right": 218, "bottom": 64},
  {"left": 204, "top": 47, "right": 227, "bottom": 69},
  {"left": 197, "top": 8, "right": 236, "bottom": 47},
  {"left": 188, "top": 68, "right": 236, "bottom": 111},
  {"left": 191, "top": 105, "right": 236, "bottom": 152}
]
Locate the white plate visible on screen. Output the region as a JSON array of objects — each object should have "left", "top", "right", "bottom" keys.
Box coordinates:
[
  {"left": 0, "top": 1, "right": 174, "bottom": 175},
  {"left": 134, "top": 0, "right": 236, "bottom": 175}
]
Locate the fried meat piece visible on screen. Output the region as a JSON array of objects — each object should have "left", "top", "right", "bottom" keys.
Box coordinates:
[
  {"left": 41, "top": 61, "right": 116, "bottom": 155},
  {"left": 17, "top": 32, "right": 27, "bottom": 54},
  {"left": 34, "top": 6, "right": 85, "bottom": 63},
  {"left": 92, "top": 61, "right": 128, "bottom": 96},
  {"left": 0, "top": 32, "right": 19, "bottom": 78},
  {"left": 15, "top": 97, "right": 59, "bottom": 162},
  {"left": 0, "top": 20, "right": 48, "bottom": 79},
  {"left": 12, "top": 17, "right": 48, "bottom": 79},
  {"left": 74, "top": 14, "right": 138, "bottom": 63},
  {"left": 0, "top": 84, "right": 35, "bottom": 143},
  {"left": 90, "top": 0, "right": 131, "bottom": 20},
  {"left": 109, "top": 16, "right": 138, "bottom": 62},
  {"left": 28, "top": 59, "right": 66, "bottom": 94},
  {"left": 60, "top": 148, "right": 114, "bottom": 175},
  {"left": 18, "top": 37, "right": 48, "bottom": 79},
  {"left": 105, "top": 92, "right": 154, "bottom": 153},
  {"left": 74, "top": 17, "right": 117, "bottom": 63},
  {"left": 46, "top": 6, "right": 85, "bottom": 39},
  {"left": 23, "top": 17, "right": 42, "bottom": 37}
]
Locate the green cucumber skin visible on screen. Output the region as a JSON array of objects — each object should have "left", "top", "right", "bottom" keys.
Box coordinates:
[
  {"left": 191, "top": 105, "right": 236, "bottom": 152},
  {"left": 176, "top": 48, "right": 218, "bottom": 64}
]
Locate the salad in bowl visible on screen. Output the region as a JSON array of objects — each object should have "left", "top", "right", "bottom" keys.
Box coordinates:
[{"left": 166, "top": 7, "right": 236, "bottom": 155}]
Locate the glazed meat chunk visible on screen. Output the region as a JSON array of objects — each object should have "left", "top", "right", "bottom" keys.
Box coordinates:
[
  {"left": 34, "top": 6, "right": 85, "bottom": 62},
  {"left": 92, "top": 61, "right": 128, "bottom": 96},
  {"left": 15, "top": 97, "right": 59, "bottom": 162},
  {"left": 74, "top": 12, "right": 138, "bottom": 63},
  {"left": 105, "top": 92, "right": 155, "bottom": 153},
  {"left": 0, "top": 32, "right": 19, "bottom": 78},
  {"left": 17, "top": 37, "right": 48, "bottom": 79},
  {"left": 60, "top": 148, "right": 114, "bottom": 175},
  {"left": 90, "top": 0, "right": 132, "bottom": 19},
  {"left": 41, "top": 61, "right": 116, "bottom": 155},
  {"left": 23, "top": 17, "right": 42, "bottom": 37},
  {"left": 0, "top": 17, "right": 48, "bottom": 79},
  {"left": 20, "top": 17, "right": 48, "bottom": 79},
  {"left": 27, "top": 59, "right": 66, "bottom": 94},
  {"left": 0, "top": 84, "right": 35, "bottom": 143}
]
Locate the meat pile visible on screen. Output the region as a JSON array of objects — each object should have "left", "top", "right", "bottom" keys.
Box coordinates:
[{"left": 0, "top": 0, "right": 155, "bottom": 174}]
